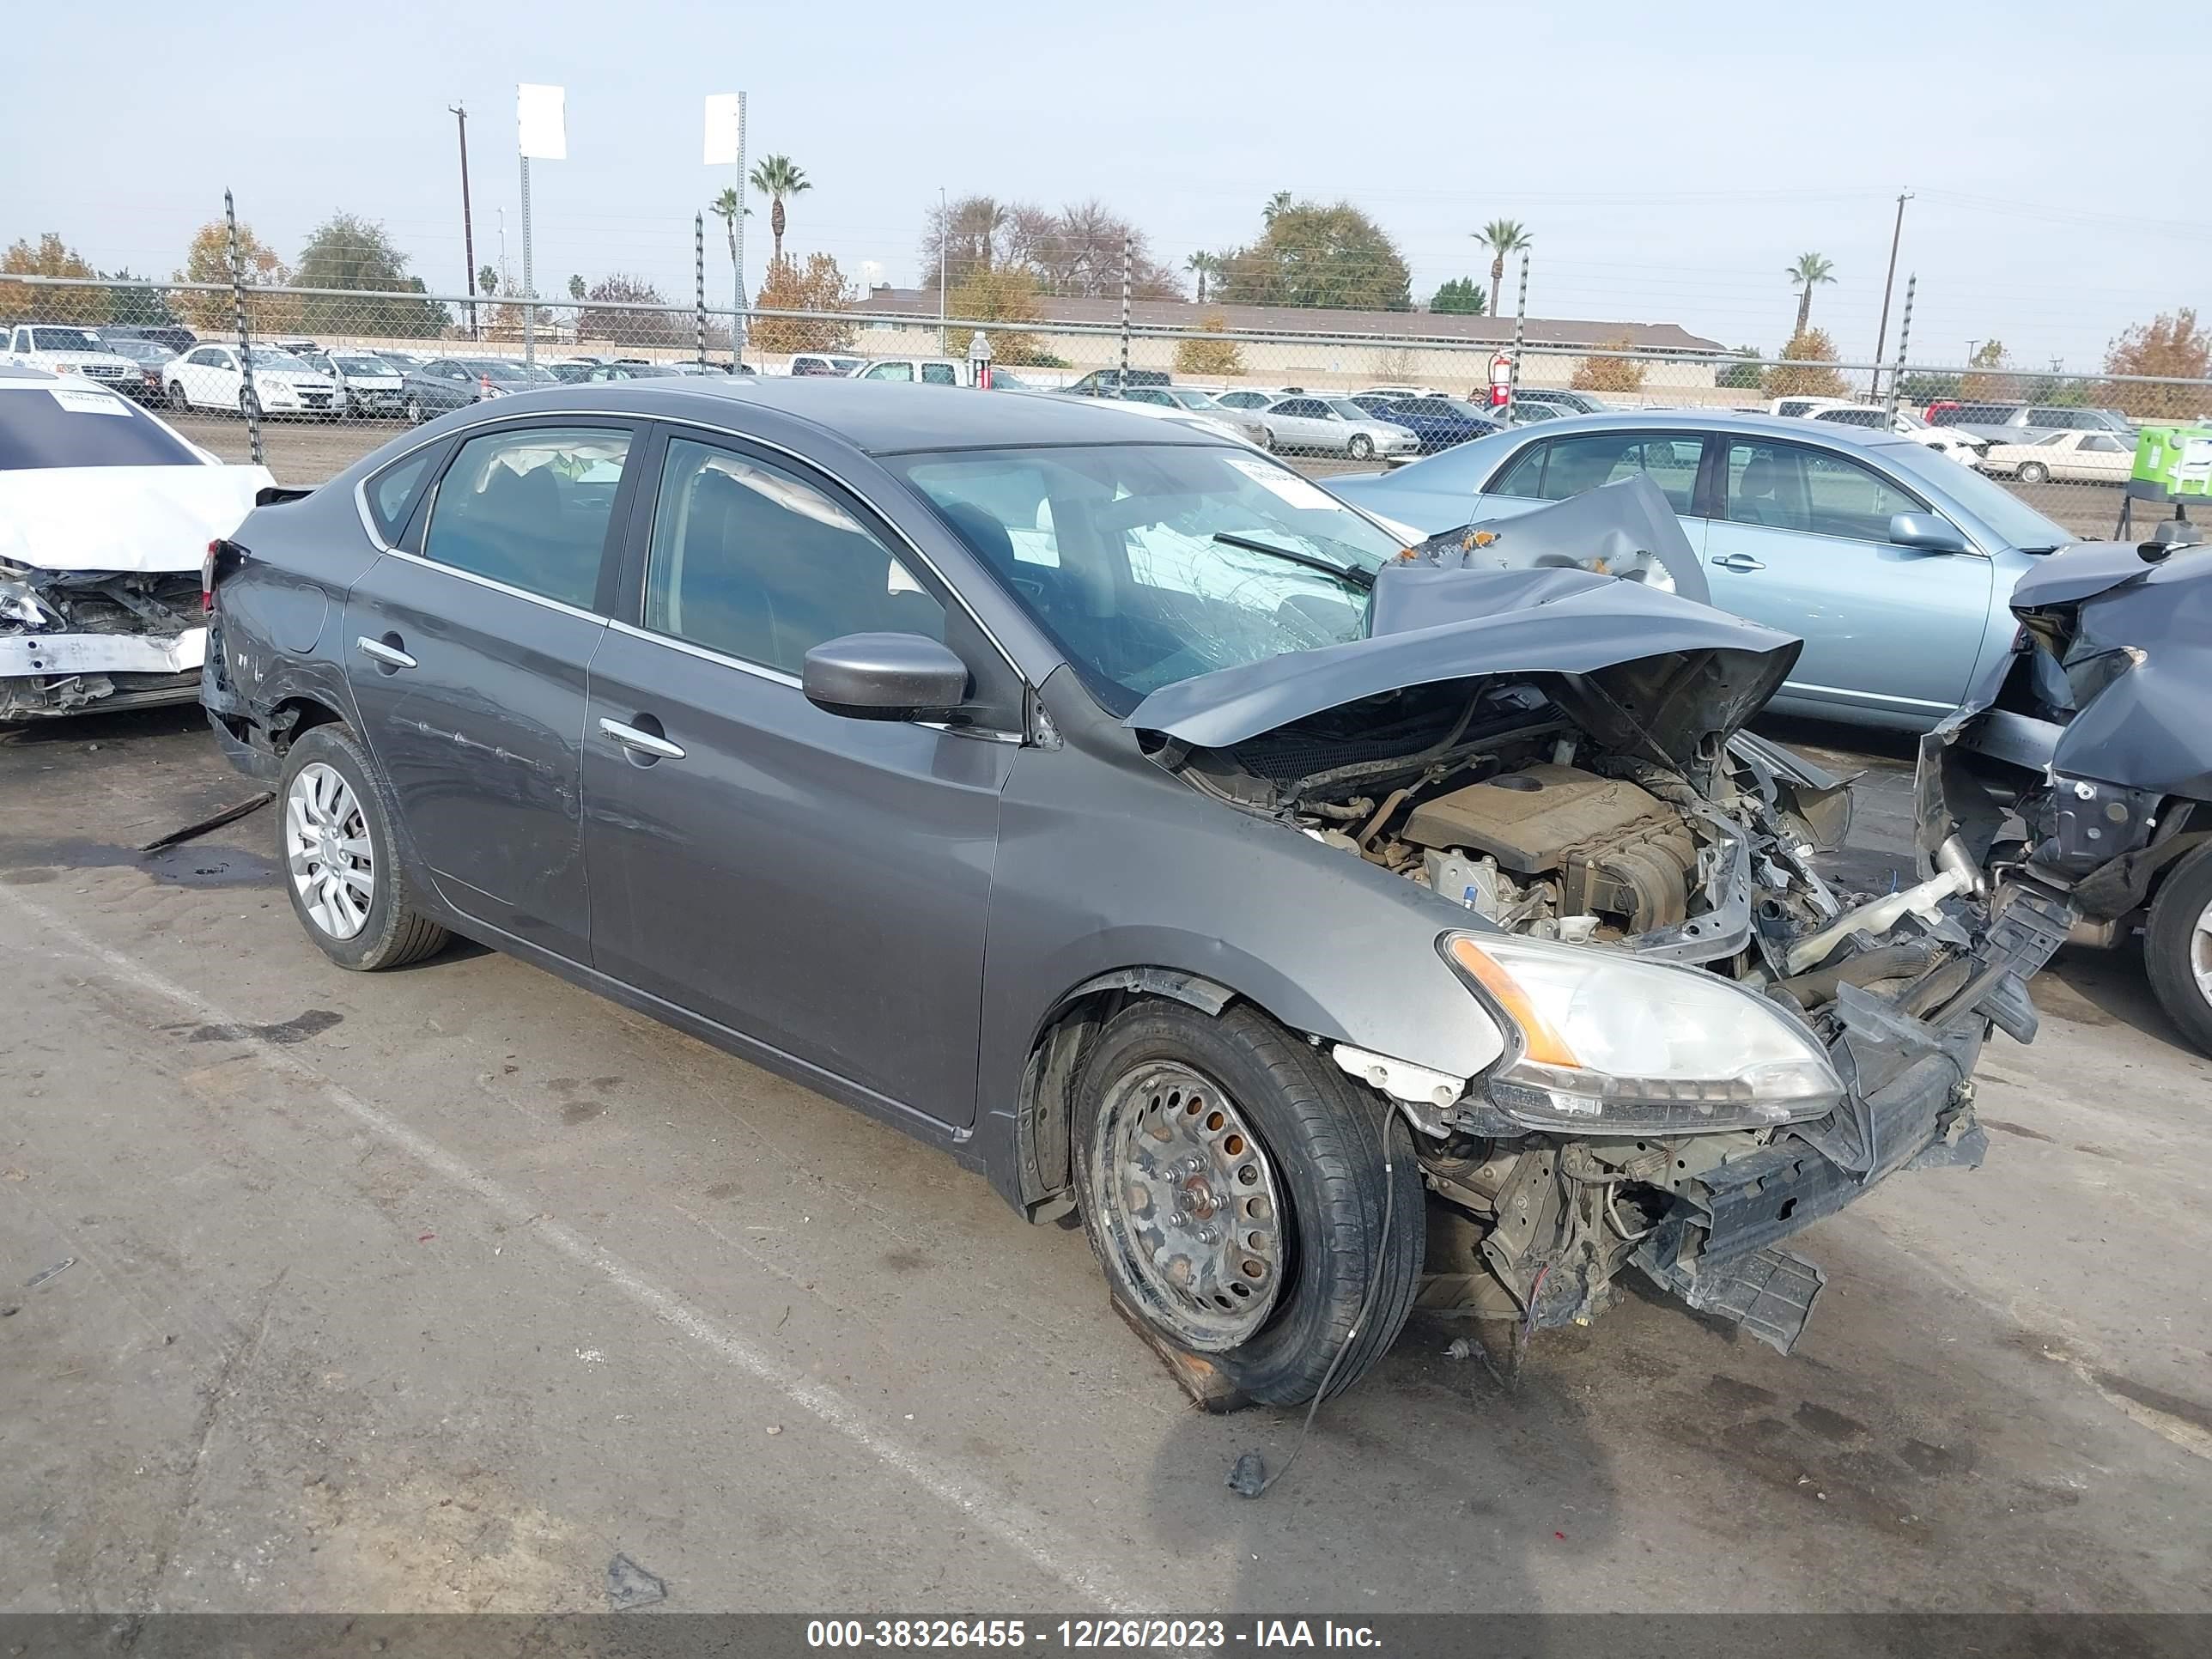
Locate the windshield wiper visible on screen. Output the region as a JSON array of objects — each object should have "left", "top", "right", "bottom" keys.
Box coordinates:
[{"left": 1213, "top": 532, "right": 1374, "bottom": 589}]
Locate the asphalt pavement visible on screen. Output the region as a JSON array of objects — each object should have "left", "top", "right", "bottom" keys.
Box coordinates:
[{"left": 2, "top": 706, "right": 2208, "bottom": 1616}]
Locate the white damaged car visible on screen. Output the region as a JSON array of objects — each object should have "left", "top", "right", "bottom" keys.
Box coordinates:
[{"left": 0, "top": 366, "right": 272, "bottom": 720}]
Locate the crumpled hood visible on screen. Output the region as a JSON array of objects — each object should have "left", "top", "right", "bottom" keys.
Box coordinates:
[
  {"left": 1125, "top": 563, "right": 1801, "bottom": 765},
  {"left": 0, "top": 463, "right": 273, "bottom": 573},
  {"left": 2006, "top": 539, "right": 2178, "bottom": 610}
]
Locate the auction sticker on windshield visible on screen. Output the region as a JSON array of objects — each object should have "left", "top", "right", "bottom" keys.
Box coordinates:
[
  {"left": 1225, "top": 455, "right": 1340, "bottom": 511},
  {"left": 48, "top": 386, "right": 131, "bottom": 416}
]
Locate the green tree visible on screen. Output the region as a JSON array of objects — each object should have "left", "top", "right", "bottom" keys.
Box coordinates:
[
  {"left": 1473, "top": 219, "right": 1532, "bottom": 318},
  {"left": 1716, "top": 345, "right": 1764, "bottom": 392},
  {"left": 1215, "top": 200, "right": 1413, "bottom": 312},
  {"left": 479, "top": 265, "right": 501, "bottom": 295},
  {"left": 749, "top": 155, "right": 811, "bottom": 265},
  {"left": 2103, "top": 308, "right": 2211, "bottom": 419},
  {"left": 1428, "top": 276, "right": 1486, "bottom": 316},
  {"left": 709, "top": 187, "right": 750, "bottom": 285},
  {"left": 1897, "top": 369, "right": 1960, "bottom": 404},
  {"left": 750, "top": 252, "right": 857, "bottom": 354},
  {"left": 1262, "top": 191, "right": 1293, "bottom": 226},
  {"left": 566, "top": 274, "right": 585, "bottom": 301},
  {"left": 1174, "top": 313, "right": 1243, "bottom": 377},
  {"left": 294, "top": 213, "right": 447, "bottom": 337},
  {"left": 578, "top": 274, "right": 685, "bottom": 348},
  {"left": 0, "top": 232, "right": 107, "bottom": 324},
  {"left": 1786, "top": 252, "right": 1836, "bottom": 336},
  {"left": 1185, "top": 251, "right": 1219, "bottom": 305},
  {"left": 100, "top": 269, "right": 176, "bottom": 327},
  {"left": 1765, "top": 327, "right": 1849, "bottom": 399}
]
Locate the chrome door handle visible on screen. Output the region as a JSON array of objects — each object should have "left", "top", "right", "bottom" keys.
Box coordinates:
[
  {"left": 355, "top": 635, "right": 416, "bottom": 669},
  {"left": 599, "top": 717, "right": 685, "bottom": 761},
  {"left": 1711, "top": 553, "right": 1766, "bottom": 572}
]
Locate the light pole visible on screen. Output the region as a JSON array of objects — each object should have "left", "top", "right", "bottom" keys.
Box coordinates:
[
  {"left": 938, "top": 185, "right": 947, "bottom": 354},
  {"left": 1870, "top": 188, "right": 1911, "bottom": 398},
  {"left": 451, "top": 103, "right": 478, "bottom": 339},
  {"left": 516, "top": 83, "right": 567, "bottom": 367}
]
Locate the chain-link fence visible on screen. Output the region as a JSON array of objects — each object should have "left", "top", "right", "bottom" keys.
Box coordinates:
[{"left": 9, "top": 260, "right": 2209, "bottom": 544}]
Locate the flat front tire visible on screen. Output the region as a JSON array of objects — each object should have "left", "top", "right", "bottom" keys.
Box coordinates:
[
  {"left": 278, "top": 722, "right": 450, "bottom": 972},
  {"left": 1072, "top": 1000, "right": 1420, "bottom": 1406},
  {"left": 2144, "top": 844, "right": 2212, "bottom": 1058}
]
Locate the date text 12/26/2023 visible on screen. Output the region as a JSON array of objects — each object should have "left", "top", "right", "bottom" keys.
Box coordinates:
[{"left": 805, "top": 1620, "right": 1382, "bottom": 1649}]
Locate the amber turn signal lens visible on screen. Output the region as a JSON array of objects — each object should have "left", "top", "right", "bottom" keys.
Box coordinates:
[{"left": 1446, "top": 936, "right": 1580, "bottom": 1068}]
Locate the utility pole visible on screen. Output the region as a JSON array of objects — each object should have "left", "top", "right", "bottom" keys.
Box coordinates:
[
  {"left": 938, "top": 185, "right": 948, "bottom": 354},
  {"left": 1870, "top": 188, "right": 1911, "bottom": 396},
  {"left": 451, "top": 102, "right": 478, "bottom": 339},
  {"left": 1967, "top": 339, "right": 1983, "bottom": 364}
]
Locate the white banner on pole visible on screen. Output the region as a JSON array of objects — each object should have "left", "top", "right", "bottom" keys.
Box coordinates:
[
  {"left": 703, "top": 94, "right": 740, "bottom": 166},
  {"left": 518, "top": 83, "right": 568, "bottom": 161}
]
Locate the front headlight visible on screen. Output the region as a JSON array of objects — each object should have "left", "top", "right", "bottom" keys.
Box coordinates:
[{"left": 1443, "top": 933, "right": 1843, "bottom": 1133}]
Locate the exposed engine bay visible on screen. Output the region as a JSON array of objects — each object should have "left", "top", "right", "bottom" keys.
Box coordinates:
[
  {"left": 1134, "top": 483, "right": 2075, "bottom": 1355},
  {"left": 0, "top": 562, "right": 208, "bottom": 719}
]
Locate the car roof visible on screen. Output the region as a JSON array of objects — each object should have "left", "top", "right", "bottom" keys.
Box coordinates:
[
  {"left": 0, "top": 364, "right": 64, "bottom": 384},
  {"left": 426, "top": 376, "right": 1224, "bottom": 456},
  {"left": 1499, "top": 407, "right": 1917, "bottom": 453}
]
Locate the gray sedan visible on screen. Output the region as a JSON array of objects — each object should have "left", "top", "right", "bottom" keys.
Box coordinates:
[
  {"left": 1330, "top": 410, "right": 2081, "bottom": 732},
  {"left": 201, "top": 381, "right": 2051, "bottom": 1401},
  {"left": 1254, "top": 395, "right": 1419, "bottom": 460}
]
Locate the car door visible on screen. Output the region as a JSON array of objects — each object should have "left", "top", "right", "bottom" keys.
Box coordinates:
[
  {"left": 2070, "top": 433, "right": 2131, "bottom": 481},
  {"left": 342, "top": 420, "right": 642, "bottom": 960},
  {"left": 580, "top": 428, "right": 1014, "bottom": 1127},
  {"left": 1700, "top": 438, "right": 1993, "bottom": 723},
  {"left": 1268, "top": 398, "right": 1334, "bottom": 453},
  {"left": 176, "top": 346, "right": 233, "bottom": 409}
]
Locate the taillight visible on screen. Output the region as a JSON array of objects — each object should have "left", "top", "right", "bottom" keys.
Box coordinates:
[{"left": 202, "top": 539, "right": 222, "bottom": 612}]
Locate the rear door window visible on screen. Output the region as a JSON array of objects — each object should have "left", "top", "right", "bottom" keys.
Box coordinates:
[
  {"left": 1723, "top": 441, "right": 1927, "bottom": 541},
  {"left": 364, "top": 444, "right": 443, "bottom": 541},
  {"left": 921, "top": 362, "right": 957, "bottom": 386},
  {"left": 1494, "top": 432, "right": 1705, "bottom": 511},
  {"left": 421, "top": 425, "right": 633, "bottom": 609}
]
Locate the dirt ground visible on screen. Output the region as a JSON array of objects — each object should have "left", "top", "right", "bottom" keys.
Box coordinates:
[{"left": 2, "top": 707, "right": 2208, "bottom": 1615}]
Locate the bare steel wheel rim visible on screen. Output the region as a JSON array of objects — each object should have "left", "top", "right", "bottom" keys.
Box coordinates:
[
  {"left": 1090, "top": 1060, "right": 1285, "bottom": 1350},
  {"left": 2191, "top": 894, "right": 2212, "bottom": 1007},
  {"left": 286, "top": 762, "right": 374, "bottom": 940}
]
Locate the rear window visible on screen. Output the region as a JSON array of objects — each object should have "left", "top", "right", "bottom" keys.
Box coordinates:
[{"left": 0, "top": 386, "right": 201, "bottom": 471}]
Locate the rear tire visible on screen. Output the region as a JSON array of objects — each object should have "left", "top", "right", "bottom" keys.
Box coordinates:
[
  {"left": 2018, "top": 461, "right": 2050, "bottom": 483},
  {"left": 1072, "top": 1000, "right": 1421, "bottom": 1406},
  {"left": 278, "top": 723, "right": 451, "bottom": 973},
  {"left": 2143, "top": 845, "right": 2212, "bottom": 1058},
  {"left": 167, "top": 381, "right": 187, "bottom": 411}
]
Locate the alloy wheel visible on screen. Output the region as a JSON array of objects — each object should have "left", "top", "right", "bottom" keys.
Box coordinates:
[
  {"left": 1088, "top": 1060, "right": 1285, "bottom": 1349},
  {"left": 286, "top": 762, "right": 374, "bottom": 940}
]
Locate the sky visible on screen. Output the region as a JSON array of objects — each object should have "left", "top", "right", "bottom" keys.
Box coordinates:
[{"left": 7, "top": 0, "right": 2208, "bottom": 372}]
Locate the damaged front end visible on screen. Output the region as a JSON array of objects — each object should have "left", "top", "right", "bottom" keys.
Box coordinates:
[
  {"left": 1919, "top": 529, "right": 2212, "bottom": 1051},
  {"left": 0, "top": 560, "right": 208, "bottom": 719},
  {"left": 1133, "top": 482, "right": 2071, "bottom": 1353}
]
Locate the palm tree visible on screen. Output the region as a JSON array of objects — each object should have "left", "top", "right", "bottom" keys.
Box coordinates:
[
  {"left": 1786, "top": 252, "right": 1836, "bottom": 336},
  {"left": 1185, "top": 251, "right": 1218, "bottom": 304},
  {"left": 709, "top": 187, "right": 750, "bottom": 274},
  {"left": 1473, "top": 219, "right": 1533, "bottom": 318},
  {"left": 1262, "top": 191, "right": 1293, "bottom": 226},
  {"left": 750, "top": 155, "right": 811, "bottom": 265}
]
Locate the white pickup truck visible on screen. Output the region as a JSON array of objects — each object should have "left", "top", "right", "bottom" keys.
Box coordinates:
[{"left": 4, "top": 324, "right": 140, "bottom": 392}]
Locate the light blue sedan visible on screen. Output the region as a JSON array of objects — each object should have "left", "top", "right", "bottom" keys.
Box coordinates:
[{"left": 1330, "top": 410, "right": 2081, "bottom": 732}]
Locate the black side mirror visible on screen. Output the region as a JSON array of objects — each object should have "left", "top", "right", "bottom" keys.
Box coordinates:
[
  {"left": 802, "top": 632, "right": 970, "bottom": 722},
  {"left": 1888, "top": 513, "right": 1971, "bottom": 555}
]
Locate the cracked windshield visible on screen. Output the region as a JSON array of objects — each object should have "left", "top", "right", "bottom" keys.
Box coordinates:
[{"left": 896, "top": 443, "right": 1406, "bottom": 711}]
